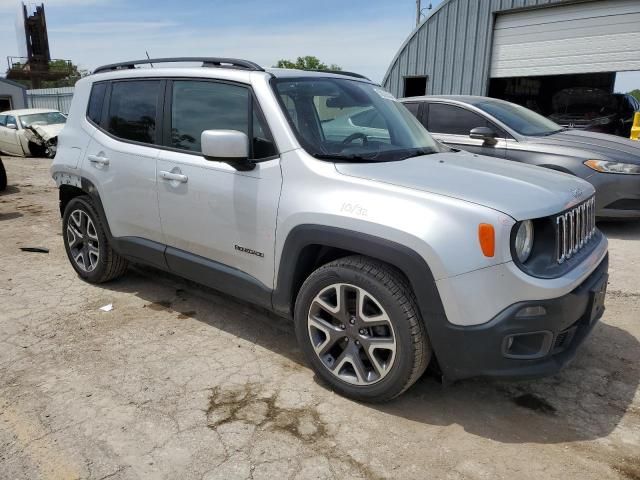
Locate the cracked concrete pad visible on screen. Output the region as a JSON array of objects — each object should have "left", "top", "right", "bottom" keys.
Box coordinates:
[{"left": 1, "top": 156, "right": 640, "bottom": 480}]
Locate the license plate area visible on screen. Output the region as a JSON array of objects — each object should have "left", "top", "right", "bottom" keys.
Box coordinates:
[{"left": 588, "top": 273, "right": 608, "bottom": 324}]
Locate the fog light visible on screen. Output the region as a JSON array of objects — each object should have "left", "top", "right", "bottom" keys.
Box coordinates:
[{"left": 515, "top": 306, "right": 547, "bottom": 318}]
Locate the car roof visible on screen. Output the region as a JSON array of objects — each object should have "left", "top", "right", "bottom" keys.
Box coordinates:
[
  {"left": 88, "top": 64, "right": 375, "bottom": 85},
  {"left": 265, "top": 68, "right": 374, "bottom": 83},
  {"left": 400, "top": 95, "right": 516, "bottom": 106},
  {"left": 0, "top": 108, "right": 61, "bottom": 116}
]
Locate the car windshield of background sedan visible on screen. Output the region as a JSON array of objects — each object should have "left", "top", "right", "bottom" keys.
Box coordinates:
[
  {"left": 20, "top": 112, "right": 67, "bottom": 128},
  {"left": 477, "top": 100, "right": 563, "bottom": 137},
  {"left": 273, "top": 77, "right": 441, "bottom": 162}
]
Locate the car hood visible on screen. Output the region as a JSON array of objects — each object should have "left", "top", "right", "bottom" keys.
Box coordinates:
[
  {"left": 523, "top": 129, "right": 640, "bottom": 163},
  {"left": 25, "top": 123, "right": 65, "bottom": 141},
  {"left": 335, "top": 151, "right": 594, "bottom": 221}
]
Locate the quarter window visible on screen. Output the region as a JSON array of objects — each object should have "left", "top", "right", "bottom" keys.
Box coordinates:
[
  {"left": 403, "top": 102, "right": 420, "bottom": 117},
  {"left": 87, "top": 82, "right": 107, "bottom": 125},
  {"left": 107, "top": 80, "right": 161, "bottom": 144},
  {"left": 170, "top": 80, "right": 276, "bottom": 159},
  {"left": 427, "top": 103, "right": 488, "bottom": 135}
]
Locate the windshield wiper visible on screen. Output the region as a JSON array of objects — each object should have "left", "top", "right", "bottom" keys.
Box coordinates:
[
  {"left": 398, "top": 148, "right": 437, "bottom": 160},
  {"left": 311, "top": 153, "right": 377, "bottom": 162}
]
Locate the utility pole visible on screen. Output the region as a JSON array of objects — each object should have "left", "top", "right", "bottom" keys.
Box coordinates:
[{"left": 416, "top": 0, "right": 421, "bottom": 27}]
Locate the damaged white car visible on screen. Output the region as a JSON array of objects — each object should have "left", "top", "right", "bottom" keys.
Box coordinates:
[{"left": 0, "top": 109, "right": 66, "bottom": 158}]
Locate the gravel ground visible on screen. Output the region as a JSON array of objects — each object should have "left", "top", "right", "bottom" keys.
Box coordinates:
[{"left": 0, "top": 156, "right": 639, "bottom": 480}]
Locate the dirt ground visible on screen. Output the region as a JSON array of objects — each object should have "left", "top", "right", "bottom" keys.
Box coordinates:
[{"left": 0, "top": 156, "right": 638, "bottom": 480}]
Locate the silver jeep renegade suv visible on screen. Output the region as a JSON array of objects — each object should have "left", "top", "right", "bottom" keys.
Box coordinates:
[{"left": 51, "top": 58, "right": 609, "bottom": 402}]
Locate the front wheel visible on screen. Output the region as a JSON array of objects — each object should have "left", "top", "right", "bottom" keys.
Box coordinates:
[
  {"left": 62, "top": 196, "right": 128, "bottom": 283},
  {"left": 294, "top": 256, "right": 431, "bottom": 402}
]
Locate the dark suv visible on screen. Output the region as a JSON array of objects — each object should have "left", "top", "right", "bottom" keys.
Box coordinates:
[{"left": 549, "top": 88, "right": 639, "bottom": 137}]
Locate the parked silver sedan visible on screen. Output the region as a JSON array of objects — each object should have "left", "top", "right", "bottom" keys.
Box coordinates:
[{"left": 402, "top": 96, "right": 640, "bottom": 219}]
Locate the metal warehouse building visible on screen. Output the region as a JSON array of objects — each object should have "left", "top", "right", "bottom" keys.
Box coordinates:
[
  {"left": 0, "top": 78, "right": 28, "bottom": 111},
  {"left": 383, "top": 0, "right": 640, "bottom": 113}
]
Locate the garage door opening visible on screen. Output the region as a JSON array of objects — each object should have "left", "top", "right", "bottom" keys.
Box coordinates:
[
  {"left": 403, "top": 76, "right": 428, "bottom": 97},
  {"left": 488, "top": 73, "right": 616, "bottom": 116},
  {"left": 0, "top": 97, "right": 12, "bottom": 112}
]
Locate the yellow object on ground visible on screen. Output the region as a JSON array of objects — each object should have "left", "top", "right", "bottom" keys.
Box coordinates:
[{"left": 631, "top": 111, "right": 640, "bottom": 141}]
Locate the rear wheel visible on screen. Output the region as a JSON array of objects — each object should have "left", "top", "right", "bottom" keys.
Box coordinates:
[
  {"left": 294, "top": 256, "right": 430, "bottom": 402},
  {"left": 62, "top": 196, "right": 128, "bottom": 283}
]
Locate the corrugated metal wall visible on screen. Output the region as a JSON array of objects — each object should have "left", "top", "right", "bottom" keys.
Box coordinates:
[
  {"left": 382, "top": 0, "right": 577, "bottom": 97},
  {"left": 26, "top": 87, "right": 74, "bottom": 114}
]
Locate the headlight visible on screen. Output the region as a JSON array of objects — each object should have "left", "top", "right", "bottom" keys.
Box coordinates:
[
  {"left": 514, "top": 220, "right": 534, "bottom": 263},
  {"left": 584, "top": 160, "right": 640, "bottom": 175}
]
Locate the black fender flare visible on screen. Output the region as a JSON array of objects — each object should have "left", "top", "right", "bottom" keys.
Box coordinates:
[
  {"left": 60, "top": 177, "right": 114, "bottom": 240},
  {"left": 271, "top": 224, "right": 450, "bottom": 356}
]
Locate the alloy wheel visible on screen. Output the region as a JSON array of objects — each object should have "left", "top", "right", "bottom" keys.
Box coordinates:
[
  {"left": 66, "top": 209, "right": 100, "bottom": 272},
  {"left": 307, "top": 283, "right": 397, "bottom": 386}
]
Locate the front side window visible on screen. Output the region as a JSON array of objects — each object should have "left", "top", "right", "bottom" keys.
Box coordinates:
[
  {"left": 427, "top": 103, "right": 488, "bottom": 135},
  {"left": 170, "top": 80, "right": 276, "bottom": 159},
  {"left": 107, "top": 80, "right": 161, "bottom": 144},
  {"left": 272, "top": 77, "right": 440, "bottom": 162},
  {"left": 477, "top": 100, "right": 562, "bottom": 136},
  {"left": 6, "top": 116, "right": 17, "bottom": 128}
]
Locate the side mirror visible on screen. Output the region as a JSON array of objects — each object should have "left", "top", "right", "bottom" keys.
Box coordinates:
[
  {"left": 469, "top": 126, "right": 498, "bottom": 144},
  {"left": 201, "top": 130, "right": 254, "bottom": 171},
  {"left": 6, "top": 123, "right": 17, "bottom": 130}
]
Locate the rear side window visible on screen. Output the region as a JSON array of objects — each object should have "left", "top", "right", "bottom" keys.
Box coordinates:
[
  {"left": 171, "top": 80, "right": 276, "bottom": 159},
  {"left": 87, "top": 82, "right": 107, "bottom": 125},
  {"left": 107, "top": 80, "right": 161, "bottom": 144},
  {"left": 427, "top": 103, "right": 488, "bottom": 135},
  {"left": 0, "top": 115, "right": 6, "bottom": 126},
  {"left": 403, "top": 102, "right": 420, "bottom": 117}
]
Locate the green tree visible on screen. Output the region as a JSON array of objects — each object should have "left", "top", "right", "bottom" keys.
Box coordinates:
[
  {"left": 6, "top": 59, "right": 87, "bottom": 88},
  {"left": 274, "top": 56, "right": 341, "bottom": 71},
  {"left": 629, "top": 89, "right": 640, "bottom": 102}
]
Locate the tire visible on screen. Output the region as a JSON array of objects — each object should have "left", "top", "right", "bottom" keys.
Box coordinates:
[
  {"left": 0, "top": 160, "right": 6, "bottom": 191},
  {"left": 294, "top": 255, "right": 430, "bottom": 402},
  {"left": 62, "top": 196, "right": 128, "bottom": 283},
  {"left": 28, "top": 141, "right": 47, "bottom": 157}
]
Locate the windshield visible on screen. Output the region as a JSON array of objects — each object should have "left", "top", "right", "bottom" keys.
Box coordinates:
[
  {"left": 552, "top": 89, "right": 617, "bottom": 117},
  {"left": 476, "top": 100, "right": 562, "bottom": 136},
  {"left": 272, "top": 77, "right": 441, "bottom": 162},
  {"left": 20, "top": 112, "right": 66, "bottom": 128}
]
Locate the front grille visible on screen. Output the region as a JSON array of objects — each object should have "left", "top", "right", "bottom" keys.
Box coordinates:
[{"left": 555, "top": 197, "right": 596, "bottom": 264}]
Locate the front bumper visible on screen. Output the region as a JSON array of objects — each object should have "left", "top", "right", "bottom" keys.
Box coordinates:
[
  {"left": 588, "top": 172, "right": 640, "bottom": 219},
  {"left": 433, "top": 254, "right": 609, "bottom": 382}
]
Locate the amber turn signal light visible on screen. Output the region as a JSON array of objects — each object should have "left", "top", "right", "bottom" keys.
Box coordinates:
[{"left": 478, "top": 223, "right": 495, "bottom": 257}]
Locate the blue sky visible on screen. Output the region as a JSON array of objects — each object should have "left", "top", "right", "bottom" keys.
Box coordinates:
[
  {"left": 0, "top": 0, "right": 638, "bottom": 90},
  {"left": 0, "top": 0, "right": 437, "bottom": 82}
]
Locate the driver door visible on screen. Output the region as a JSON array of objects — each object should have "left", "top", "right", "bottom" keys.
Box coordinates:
[
  {"left": 0, "top": 115, "right": 24, "bottom": 156},
  {"left": 422, "top": 102, "right": 507, "bottom": 158}
]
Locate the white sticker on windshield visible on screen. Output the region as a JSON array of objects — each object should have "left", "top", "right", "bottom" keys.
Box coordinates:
[{"left": 373, "top": 87, "right": 397, "bottom": 101}]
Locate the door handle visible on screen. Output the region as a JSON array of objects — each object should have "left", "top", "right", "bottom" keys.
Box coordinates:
[
  {"left": 88, "top": 154, "right": 110, "bottom": 166},
  {"left": 159, "top": 170, "right": 188, "bottom": 183}
]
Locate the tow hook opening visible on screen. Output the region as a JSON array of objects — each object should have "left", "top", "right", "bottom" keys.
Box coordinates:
[{"left": 503, "top": 331, "right": 553, "bottom": 359}]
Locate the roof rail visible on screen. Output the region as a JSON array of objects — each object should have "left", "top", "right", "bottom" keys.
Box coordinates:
[
  {"left": 306, "top": 69, "right": 371, "bottom": 81},
  {"left": 93, "top": 57, "right": 264, "bottom": 74}
]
